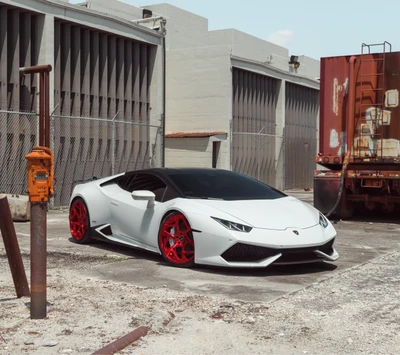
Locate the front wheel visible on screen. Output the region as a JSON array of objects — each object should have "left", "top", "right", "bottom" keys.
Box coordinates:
[
  {"left": 158, "top": 212, "right": 195, "bottom": 267},
  {"left": 69, "top": 198, "right": 93, "bottom": 244}
]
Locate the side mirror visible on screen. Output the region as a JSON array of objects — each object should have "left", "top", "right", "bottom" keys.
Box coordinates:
[{"left": 131, "top": 190, "right": 155, "bottom": 208}]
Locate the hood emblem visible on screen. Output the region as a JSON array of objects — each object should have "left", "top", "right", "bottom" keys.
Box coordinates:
[{"left": 293, "top": 230, "right": 299, "bottom": 235}]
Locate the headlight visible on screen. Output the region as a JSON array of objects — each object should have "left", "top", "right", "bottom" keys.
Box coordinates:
[
  {"left": 211, "top": 217, "right": 252, "bottom": 233},
  {"left": 319, "top": 212, "right": 329, "bottom": 228}
]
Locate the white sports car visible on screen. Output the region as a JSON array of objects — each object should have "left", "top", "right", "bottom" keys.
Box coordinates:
[{"left": 69, "top": 168, "right": 338, "bottom": 268}]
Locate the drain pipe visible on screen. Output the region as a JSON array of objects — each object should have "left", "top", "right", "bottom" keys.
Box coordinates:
[{"left": 326, "top": 56, "right": 357, "bottom": 217}]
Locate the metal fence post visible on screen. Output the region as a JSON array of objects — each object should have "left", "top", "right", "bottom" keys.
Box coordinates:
[
  {"left": 49, "top": 105, "right": 58, "bottom": 210},
  {"left": 111, "top": 111, "right": 119, "bottom": 175},
  {"left": 112, "top": 119, "right": 115, "bottom": 175},
  {"left": 257, "top": 133, "right": 261, "bottom": 181}
]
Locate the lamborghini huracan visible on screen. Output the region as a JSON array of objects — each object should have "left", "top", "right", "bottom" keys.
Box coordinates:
[{"left": 69, "top": 168, "right": 338, "bottom": 268}]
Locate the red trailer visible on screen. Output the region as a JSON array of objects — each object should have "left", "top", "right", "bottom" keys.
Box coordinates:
[{"left": 314, "top": 42, "right": 400, "bottom": 218}]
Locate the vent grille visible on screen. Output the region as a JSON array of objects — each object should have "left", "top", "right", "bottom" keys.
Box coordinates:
[{"left": 221, "top": 239, "right": 335, "bottom": 263}]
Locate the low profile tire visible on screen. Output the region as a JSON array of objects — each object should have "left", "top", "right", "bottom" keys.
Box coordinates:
[
  {"left": 158, "top": 211, "right": 195, "bottom": 267},
  {"left": 69, "top": 198, "right": 93, "bottom": 244}
]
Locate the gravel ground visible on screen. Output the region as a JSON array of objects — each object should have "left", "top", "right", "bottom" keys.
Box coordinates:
[{"left": 1, "top": 250, "right": 399, "bottom": 355}]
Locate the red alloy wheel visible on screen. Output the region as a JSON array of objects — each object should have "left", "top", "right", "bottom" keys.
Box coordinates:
[
  {"left": 69, "top": 199, "right": 89, "bottom": 242},
  {"left": 159, "top": 212, "right": 195, "bottom": 267}
]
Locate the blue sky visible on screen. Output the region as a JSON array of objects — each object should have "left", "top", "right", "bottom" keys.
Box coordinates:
[{"left": 127, "top": 0, "right": 400, "bottom": 59}]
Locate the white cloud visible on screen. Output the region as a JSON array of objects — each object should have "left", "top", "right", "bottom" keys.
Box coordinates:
[{"left": 267, "top": 29, "right": 296, "bottom": 47}]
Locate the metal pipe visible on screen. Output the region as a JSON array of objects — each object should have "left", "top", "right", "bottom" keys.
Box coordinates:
[
  {"left": 39, "top": 72, "right": 45, "bottom": 147},
  {"left": 111, "top": 110, "right": 120, "bottom": 175},
  {"left": 131, "top": 16, "right": 164, "bottom": 24},
  {"left": 161, "top": 20, "right": 166, "bottom": 167},
  {"left": 30, "top": 202, "right": 47, "bottom": 319},
  {"left": 45, "top": 72, "right": 50, "bottom": 148},
  {"left": 0, "top": 195, "right": 30, "bottom": 298},
  {"left": 346, "top": 56, "right": 357, "bottom": 152},
  {"left": 20, "top": 65, "right": 52, "bottom": 147},
  {"left": 92, "top": 326, "right": 149, "bottom": 355},
  {"left": 19, "top": 64, "right": 52, "bottom": 74}
]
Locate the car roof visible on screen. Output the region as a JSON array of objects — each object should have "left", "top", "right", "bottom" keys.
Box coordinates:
[{"left": 125, "top": 167, "right": 231, "bottom": 177}]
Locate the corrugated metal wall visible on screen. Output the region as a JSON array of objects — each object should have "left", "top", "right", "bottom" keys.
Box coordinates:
[
  {"left": 0, "top": 6, "right": 39, "bottom": 195},
  {"left": 284, "top": 82, "right": 319, "bottom": 189},
  {"left": 0, "top": 5, "right": 39, "bottom": 111},
  {"left": 232, "top": 68, "right": 279, "bottom": 185},
  {"left": 0, "top": 7, "right": 161, "bottom": 204},
  {"left": 54, "top": 20, "right": 152, "bottom": 121},
  {"left": 52, "top": 19, "right": 157, "bottom": 205}
]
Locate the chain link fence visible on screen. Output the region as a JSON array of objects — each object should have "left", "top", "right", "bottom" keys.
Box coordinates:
[
  {"left": 0, "top": 110, "right": 163, "bottom": 208},
  {"left": 231, "top": 131, "right": 284, "bottom": 187},
  {"left": 0, "top": 110, "right": 38, "bottom": 196}
]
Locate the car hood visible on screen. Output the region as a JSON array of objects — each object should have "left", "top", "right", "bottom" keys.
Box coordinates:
[{"left": 195, "top": 196, "right": 318, "bottom": 230}]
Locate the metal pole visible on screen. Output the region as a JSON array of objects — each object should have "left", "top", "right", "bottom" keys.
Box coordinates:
[
  {"left": 257, "top": 133, "right": 261, "bottom": 180},
  {"left": 20, "top": 64, "right": 52, "bottom": 319},
  {"left": 19, "top": 65, "right": 52, "bottom": 148},
  {"left": 49, "top": 104, "right": 59, "bottom": 210},
  {"left": 161, "top": 20, "right": 166, "bottom": 167},
  {"left": 111, "top": 111, "right": 119, "bottom": 175},
  {"left": 39, "top": 72, "right": 45, "bottom": 147},
  {"left": 257, "top": 126, "right": 265, "bottom": 181},
  {"left": 0, "top": 195, "right": 30, "bottom": 298},
  {"left": 45, "top": 72, "right": 50, "bottom": 148},
  {"left": 30, "top": 202, "right": 47, "bottom": 319}
]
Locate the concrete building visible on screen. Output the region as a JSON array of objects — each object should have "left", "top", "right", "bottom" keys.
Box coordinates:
[
  {"left": 0, "top": 0, "right": 165, "bottom": 205},
  {"left": 0, "top": 0, "right": 320, "bottom": 207},
  {"left": 145, "top": 4, "right": 320, "bottom": 190}
]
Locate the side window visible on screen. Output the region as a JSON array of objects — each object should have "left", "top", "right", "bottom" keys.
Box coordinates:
[
  {"left": 131, "top": 173, "right": 167, "bottom": 202},
  {"left": 116, "top": 174, "right": 136, "bottom": 192}
]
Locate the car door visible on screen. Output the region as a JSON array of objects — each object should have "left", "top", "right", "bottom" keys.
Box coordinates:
[{"left": 110, "top": 173, "right": 167, "bottom": 248}]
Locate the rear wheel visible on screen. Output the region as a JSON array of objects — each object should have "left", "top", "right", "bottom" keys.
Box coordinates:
[
  {"left": 69, "top": 198, "right": 92, "bottom": 244},
  {"left": 158, "top": 212, "right": 195, "bottom": 267}
]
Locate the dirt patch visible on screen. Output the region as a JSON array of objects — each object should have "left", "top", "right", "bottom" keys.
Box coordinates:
[{"left": 0, "top": 251, "right": 399, "bottom": 354}]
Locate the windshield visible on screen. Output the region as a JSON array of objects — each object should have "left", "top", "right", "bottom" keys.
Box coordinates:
[{"left": 168, "top": 170, "right": 286, "bottom": 200}]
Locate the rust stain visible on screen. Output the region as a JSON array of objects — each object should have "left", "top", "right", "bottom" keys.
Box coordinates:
[{"left": 320, "top": 52, "right": 400, "bottom": 159}]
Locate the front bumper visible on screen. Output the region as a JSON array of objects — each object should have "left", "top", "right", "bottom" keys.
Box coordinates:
[{"left": 191, "top": 216, "right": 338, "bottom": 268}]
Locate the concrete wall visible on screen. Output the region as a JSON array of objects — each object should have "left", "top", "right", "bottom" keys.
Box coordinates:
[
  {"left": 145, "top": 3, "right": 209, "bottom": 49},
  {"left": 297, "top": 55, "right": 320, "bottom": 80},
  {"left": 85, "top": 0, "right": 143, "bottom": 20},
  {"left": 209, "top": 29, "right": 290, "bottom": 72},
  {"left": 146, "top": 3, "right": 320, "bottom": 182},
  {"left": 166, "top": 44, "right": 232, "bottom": 132},
  {"left": 208, "top": 29, "right": 320, "bottom": 78},
  {"left": 164, "top": 46, "right": 231, "bottom": 169},
  {"left": 165, "top": 134, "right": 228, "bottom": 169}
]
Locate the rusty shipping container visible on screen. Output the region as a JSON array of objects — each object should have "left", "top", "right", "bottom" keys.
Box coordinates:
[{"left": 314, "top": 42, "right": 400, "bottom": 218}]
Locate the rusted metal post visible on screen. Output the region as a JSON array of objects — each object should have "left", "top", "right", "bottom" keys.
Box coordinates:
[
  {"left": 92, "top": 326, "right": 149, "bottom": 355},
  {"left": 39, "top": 72, "right": 45, "bottom": 146},
  {"left": 19, "top": 64, "right": 52, "bottom": 147},
  {"left": 45, "top": 71, "right": 50, "bottom": 148},
  {"left": 30, "top": 202, "right": 47, "bottom": 319},
  {"left": 0, "top": 195, "right": 30, "bottom": 298},
  {"left": 20, "top": 64, "right": 52, "bottom": 319}
]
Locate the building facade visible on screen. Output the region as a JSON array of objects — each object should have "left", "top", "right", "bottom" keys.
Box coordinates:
[
  {"left": 146, "top": 3, "right": 320, "bottom": 190},
  {"left": 0, "top": 0, "right": 165, "bottom": 205},
  {"left": 0, "top": 0, "right": 320, "bottom": 206}
]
